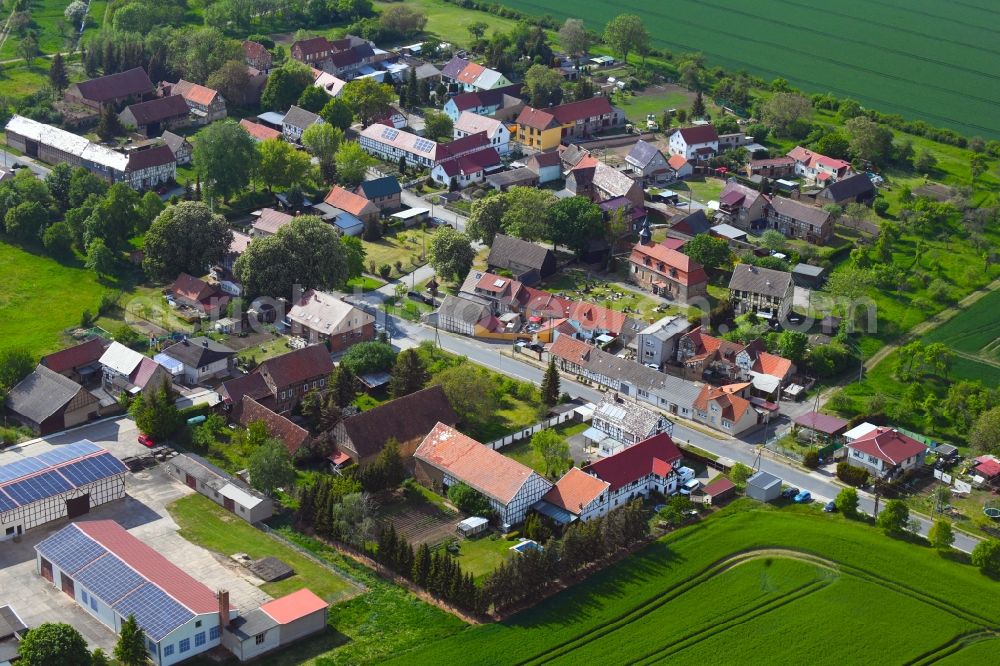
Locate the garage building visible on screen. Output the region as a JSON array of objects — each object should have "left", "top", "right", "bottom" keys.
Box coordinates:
[
  {"left": 746, "top": 470, "right": 782, "bottom": 502},
  {"left": 0, "top": 440, "right": 127, "bottom": 540},
  {"left": 223, "top": 588, "right": 328, "bottom": 661},
  {"left": 35, "top": 520, "right": 237, "bottom": 666}
]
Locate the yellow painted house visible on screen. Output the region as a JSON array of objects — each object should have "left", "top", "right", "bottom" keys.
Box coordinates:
[{"left": 515, "top": 96, "right": 625, "bottom": 151}]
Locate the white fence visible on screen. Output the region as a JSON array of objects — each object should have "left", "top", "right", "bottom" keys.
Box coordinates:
[{"left": 485, "top": 411, "right": 577, "bottom": 451}]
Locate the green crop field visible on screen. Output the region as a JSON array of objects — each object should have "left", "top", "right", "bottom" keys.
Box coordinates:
[
  {"left": 923, "top": 288, "right": 1000, "bottom": 362},
  {"left": 498, "top": 0, "right": 1000, "bottom": 139},
  {"left": 389, "top": 502, "right": 1000, "bottom": 665}
]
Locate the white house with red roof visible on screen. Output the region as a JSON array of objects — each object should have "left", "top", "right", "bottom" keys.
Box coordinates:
[
  {"left": 35, "top": 520, "right": 237, "bottom": 666},
  {"left": 539, "top": 467, "right": 610, "bottom": 523},
  {"left": 844, "top": 427, "right": 927, "bottom": 480},
  {"left": 414, "top": 423, "right": 552, "bottom": 528},
  {"left": 691, "top": 382, "right": 760, "bottom": 435},
  {"left": 668, "top": 125, "right": 720, "bottom": 161},
  {"left": 786, "top": 146, "right": 853, "bottom": 184}
]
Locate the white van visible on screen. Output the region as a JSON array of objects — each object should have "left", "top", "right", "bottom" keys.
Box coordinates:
[{"left": 679, "top": 479, "right": 702, "bottom": 495}]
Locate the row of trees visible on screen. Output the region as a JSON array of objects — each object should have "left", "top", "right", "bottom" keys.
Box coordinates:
[
  {"left": 296, "top": 474, "right": 375, "bottom": 550},
  {"left": 375, "top": 525, "right": 479, "bottom": 611}
]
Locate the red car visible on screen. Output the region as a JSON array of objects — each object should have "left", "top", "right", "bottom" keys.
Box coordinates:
[{"left": 138, "top": 434, "right": 155, "bottom": 448}]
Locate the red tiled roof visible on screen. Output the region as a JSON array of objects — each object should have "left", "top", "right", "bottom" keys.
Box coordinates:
[
  {"left": 436, "top": 147, "right": 501, "bottom": 177},
  {"left": 457, "top": 62, "right": 485, "bottom": 85},
  {"left": 129, "top": 357, "right": 163, "bottom": 389},
  {"left": 41, "top": 338, "right": 108, "bottom": 374},
  {"left": 750, "top": 157, "right": 795, "bottom": 167},
  {"left": 693, "top": 383, "right": 752, "bottom": 422},
  {"left": 259, "top": 345, "right": 333, "bottom": 389},
  {"left": 701, "top": 477, "right": 736, "bottom": 497},
  {"left": 172, "top": 272, "right": 215, "bottom": 302},
  {"left": 793, "top": 411, "right": 849, "bottom": 435},
  {"left": 324, "top": 186, "right": 374, "bottom": 217},
  {"left": 567, "top": 301, "right": 628, "bottom": 335},
  {"left": 515, "top": 106, "right": 556, "bottom": 130},
  {"left": 667, "top": 154, "right": 688, "bottom": 170},
  {"left": 450, "top": 84, "right": 524, "bottom": 112},
  {"left": 260, "top": 588, "right": 327, "bottom": 624},
  {"left": 240, "top": 119, "right": 281, "bottom": 141},
  {"left": 629, "top": 242, "right": 708, "bottom": 287},
  {"left": 974, "top": 457, "right": 1000, "bottom": 477},
  {"left": 75, "top": 520, "right": 225, "bottom": 614},
  {"left": 171, "top": 79, "right": 218, "bottom": 106},
  {"left": 292, "top": 37, "right": 335, "bottom": 58},
  {"left": 126, "top": 145, "right": 176, "bottom": 171},
  {"left": 848, "top": 427, "right": 926, "bottom": 465},
  {"left": 752, "top": 351, "right": 793, "bottom": 379},
  {"left": 542, "top": 467, "right": 608, "bottom": 514},
  {"left": 220, "top": 371, "right": 272, "bottom": 406},
  {"left": 415, "top": 423, "right": 541, "bottom": 504},
  {"left": 123, "top": 95, "right": 190, "bottom": 125},
  {"left": 529, "top": 150, "right": 561, "bottom": 168},
  {"left": 550, "top": 96, "right": 614, "bottom": 124},
  {"left": 253, "top": 207, "right": 294, "bottom": 235},
  {"left": 674, "top": 124, "right": 719, "bottom": 145},
  {"left": 242, "top": 40, "right": 269, "bottom": 61},
  {"left": 239, "top": 397, "right": 310, "bottom": 454},
  {"left": 437, "top": 131, "right": 491, "bottom": 160},
  {"left": 582, "top": 433, "right": 682, "bottom": 492},
  {"left": 549, "top": 333, "right": 593, "bottom": 365},
  {"left": 787, "top": 146, "right": 850, "bottom": 172}
]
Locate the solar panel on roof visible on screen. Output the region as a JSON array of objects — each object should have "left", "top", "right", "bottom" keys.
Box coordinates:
[
  {"left": 75, "top": 554, "right": 146, "bottom": 605},
  {"left": 381, "top": 126, "right": 399, "bottom": 140},
  {"left": 3, "top": 470, "right": 73, "bottom": 505},
  {"left": 0, "top": 490, "right": 17, "bottom": 512},
  {"left": 57, "top": 453, "right": 128, "bottom": 487},
  {"left": 35, "top": 440, "right": 101, "bottom": 466},
  {"left": 414, "top": 138, "right": 435, "bottom": 153},
  {"left": 114, "top": 583, "right": 194, "bottom": 641},
  {"left": 36, "top": 526, "right": 106, "bottom": 574},
  {"left": 0, "top": 457, "right": 47, "bottom": 483}
]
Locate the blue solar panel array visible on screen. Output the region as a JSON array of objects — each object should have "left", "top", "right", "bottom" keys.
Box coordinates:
[
  {"left": 58, "top": 453, "right": 129, "bottom": 487},
  {"left": 0, "top": 440, "right": 124, "bottom": 511},
  {"left": 36, "top": 525, "right": 109, "bottom": 574},
  {"left": 113, "top": 583, "right": 194, "bottom": 641},
  {"left": 74, "top": 552, "right": 146, "bottom": 605},
  {"left": 35, "top": 440, "right": 101, "bottom": 466},
  {"left": 3, "top": 471, "right": 74, "bottom": 506}
]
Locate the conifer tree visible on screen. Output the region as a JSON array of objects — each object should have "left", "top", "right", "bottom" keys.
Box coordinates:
[{"left": 540, "top": 358, "right": 560, "bottom": 407}]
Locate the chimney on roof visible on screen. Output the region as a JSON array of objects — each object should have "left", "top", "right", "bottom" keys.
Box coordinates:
[
  {"left": 217, "top": 590, "right": 230, "bottom": 628},
  {"left": 203, "top": 339, "right": 209, "bottom": 347}
]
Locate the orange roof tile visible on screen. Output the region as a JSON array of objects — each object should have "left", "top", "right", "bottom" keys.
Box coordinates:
[
  {"left": 259, "top": 588, "right": 327, "bottom": 624},
  {"left": 457, "top": 62, "right": 485, "bottom": 84},
  {"left": 567, "top": 301, "right": 627, "bottom": 335},
  {"left": 753, "top": 351, "right": 793, "bottom": 379},
  {"left": 324, "top": 186, "right": 375, "bottom": 217},
  {"left": 549, "top": 334, "right": 592, "bottom": 365},
  {"left": 240, "top": 119, "right": 281, "bottom": 141},
  {"left": 415, "top": 423, "right": 540, "bottom": 504},
  {"left": 629, "top": 242, "right": 708, "bottom": 287},
  {"left": 693, "top": 383, "right": 752, "bottom": 422},
  {"left": 542, "top": 468, "right": 608, "bottom": 514}
]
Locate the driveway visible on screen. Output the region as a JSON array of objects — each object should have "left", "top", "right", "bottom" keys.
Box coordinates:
[{"left": 0, "top": 420, "right": 270, "bottom": 651}]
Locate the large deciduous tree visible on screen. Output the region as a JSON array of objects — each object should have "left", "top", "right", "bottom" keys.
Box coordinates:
[
  {"left": 18, "top": 623, "right": 92, "bottom": 666},
  {"left": 255, "top": 138, "right": 312, "bottom": 191},
  {"left": 321, "top": 97, "right": 355, "bottom": 131},
  {"left": 683, "top": 233, "right": 730, "bottom": 269},
  {"left": 423, "top": 111, "right": 453, "bottom": 141},
  {"left": 194, "top": 119, "right": 257, "bottom": 202},
  {"left": 845, "top": 116, "right": 894, "bottom": 166},
  {"left": 547, "top": 195, "right": 603, "bottom": 256},
  {"left": 970, "top": 406, "right": 1000, "bottom": 455},
  {"left": 433, "top": 365, "right": 499, "bottom": 426},
  {"left": 301, "top": 122, "right": 343, "bottom": 181},
  {"left": 502, "top": 186, "right": 557, "bottom": 241},
  {"left": 602, "top": 14, "right": 648, "bottom": 64},
  {"left": 143, "top": 201, "right": 232, "bottom": 280},
  {"left": 247, "top": 436, "right": 296, "bottom": 496},
  {"left": 428, "top": 226, "right": 474, "bottom": 281},
  {"left": 466, "top": 194, "right": 508, "bottom": 245},
  {"left": 334, "top": 141, "right": 376, "bottom": 188},
  {"left": 261, "top": 61, "right": 314, "bottom": 111},
  {"left": 531, "top": 428, "right": 570, "bottom": 477},
  {"left": 760, "top": 92, "right": 812, "bottom": 138},
  {"left": 524, "top": 64, "right": 564, "bottom": 108},
  {"left": 234, "top": 216, "right": 348, "bottom": 297},
  {"left": 206, "top": 59, "right": 251, "bottom": 107},
  {"left": 340, "top": 77, "right": 395, "bottom": 126},
  {"left": 559, "top": 18, "right": 591, "bottom": 56},
  {"left": 340, "top": 341, "right": 397, "bottom": 375}
]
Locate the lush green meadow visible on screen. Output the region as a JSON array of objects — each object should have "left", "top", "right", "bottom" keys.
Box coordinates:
[
  {"left": 923, "top": 288, "right": 1000, "bottom": 366},
  {"left": 0, "top": 242, "right": 106, "bottom": 357},
  {"left": 389, "top": 502, "right": 1000, "bottom": 665},
  {"left": 499, "top": 0, "right": 1000, "bottom": 138}
]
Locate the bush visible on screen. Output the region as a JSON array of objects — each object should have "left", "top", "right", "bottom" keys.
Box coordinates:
[
  {"left": 378, "top": 264, "right": 391, "bottom": 278},
  {"left": 836, "top": 461, "right": 869, "bottom": 487},
  {"left": 448, "top": 481, "right": 494, "bottom": 517},
  {"left": 971, "top": 539, "right": 1000, "bottom": 576},
  {"left": 872, "top": 198, "right": 889, "bottom": 216},
  {"left": 803, "top": 450, "right": 820, "bottom": 469}
]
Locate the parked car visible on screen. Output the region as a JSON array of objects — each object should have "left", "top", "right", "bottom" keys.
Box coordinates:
[
  {"left": 679, "top": 479, "right": 702, "bottom": 495},
  {"left": 824, "top": 500, "right": 836, "bottom": 512},
  {"left": 676, "top": 466, "right": 696, "bottom": 483},
  {"left": 137, "top": 433, "right": 155, "bottom": 448},
  {"left": 794, "top": 491, "right": 812, "bottom": 504},
  {"left": 781, "top": 487, "right": 800, "bottom": 499}
]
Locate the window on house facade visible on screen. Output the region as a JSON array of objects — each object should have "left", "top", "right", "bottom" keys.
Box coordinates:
[
  {"left": 149, "top": 639, "right": 158, "bottom": 653},
  {"left": 164, "top": 644, "right": 174, "bottom": 656},
  {"left": 195, "top": 632, "right": 206, "bottom": 647},
  {"left": 210, "top": 625, "right": 222, "bottom": 640},
  {"left": 90, "top": 595, "right": 98, "bottom": 611},
  {"left": 179, "top": 638, "right": 190, "bottom": 652},
  {"left": 255, "top": 633, "right": 266, "bottom": 645}
]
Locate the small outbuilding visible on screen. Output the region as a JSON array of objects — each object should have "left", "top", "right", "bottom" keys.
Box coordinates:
[
  {"left": 697, "top": 477, "right": 736, "bottom": 506},
  {"left": 745, "top": 470, "right": 782, "bottom": 502},
  {"left": 457, "top": 516, "right": 489, "bottom": 537},
  {"left": 792, "top": 263, "right": 826, "bottom": 288},
  {"left": 793, "top": 411, "right": 849, "bottom": 443},
  {"left": 223, "top": 588, "right": 328, "bottom": 662},
  {"left": 165, "top": 453, "right": 273, "bottom": 523}
]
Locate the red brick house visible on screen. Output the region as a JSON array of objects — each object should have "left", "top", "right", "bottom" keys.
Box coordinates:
[
  {"left": 242, "top": 40, "right": 273, "bottom": 72},
  {"left": 221, "top": 345, "right": 334, "bottom": 417}
]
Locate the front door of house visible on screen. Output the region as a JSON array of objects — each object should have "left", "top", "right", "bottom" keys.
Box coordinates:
[{"left": 40, "top": 557, "right": 53, "bottom": 582}]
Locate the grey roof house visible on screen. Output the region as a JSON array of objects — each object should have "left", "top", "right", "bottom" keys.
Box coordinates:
[
  {"left": 746, "top": 470, "right": 782, "bottom": 502},
  {"left": 5, "top": 365, "right": 100, "bottom": 435},
  {"left": 728, "top": 263, "right": 794, "bottom": 319},
  {"left": 158, "top": 336, "right": 236, "bottom": 385},
  {"left": 432, "top": 293, "right": 492, "bottom": 336},
  {"left": 282, "top": 105, "right": 323, "bottom": 143},
  {"left": 634, "top": 314, "right": 690, "bottom": 369},
  {"left": 161, "top": 130, "right": 193, "bottom": 165},
  {"left": 817, "top": 172, "right": 876, "bottom": 206},
  {"left": 487, "top": 234, "right": 556, "bottom": 285},
  {"left": 765, "top": 196, "right": 834, "bottom": 244},
  {"left": 625, "top": 140, "right": 670, "bottom": 182}
]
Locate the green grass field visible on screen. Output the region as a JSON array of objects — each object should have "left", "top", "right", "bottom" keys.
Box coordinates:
[
  {"left": 498, "top": 0, "right": 1000, "bottom": 139},
  {"left": 0, "top": 242, "right": 107, "bottom": 357},
  {"left": 923, "top": 288, "right": 1000, "bottom": 363},
  {"left": 374, "top": 0, "right": 522, "bottom": 47},
  {"left": 388, "top": 502, "right": 1000, "bottom": 665},
  {"left": 169, "top": 494, "right": 362, "bottom": 603}
]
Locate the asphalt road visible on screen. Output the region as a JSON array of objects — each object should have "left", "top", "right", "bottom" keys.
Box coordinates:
[
  {"left": 379, "top": 310, "right": 982, "bottom": 553},
  {"left": 0, "top": 149, "right": 51, "bottom": 178}
]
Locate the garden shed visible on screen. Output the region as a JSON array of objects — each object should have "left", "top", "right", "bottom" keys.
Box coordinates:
[
  {"left": 746, "top": 471, "right": 782, "bottom": 502},
  {"left": 457, "top": 516, "right": 489, "bottom": 537}
]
